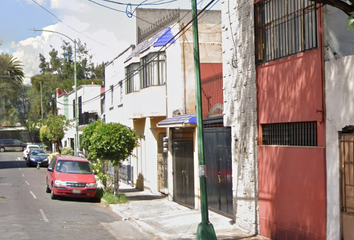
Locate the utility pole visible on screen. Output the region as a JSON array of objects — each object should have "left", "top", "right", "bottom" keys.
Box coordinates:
[
  {"left": 191, "top": 0, "right": 217, "bottom": 239},
  {"left": 31, "top": 29, "right": 79, "bottom": 157}
]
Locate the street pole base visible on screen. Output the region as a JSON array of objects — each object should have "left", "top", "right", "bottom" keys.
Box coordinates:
[{"left": 195, "top": 222, "right": 217, "bottom": 240}]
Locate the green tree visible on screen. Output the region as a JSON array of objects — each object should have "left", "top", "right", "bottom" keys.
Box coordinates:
[
  {"left": 39, "top": 114, "right": 71, "bottom": 152},
  {"left": 0, "top": 53, "right": 25, "bottom": 125},
  {"left": 81, "top": 121, "right": 138, "bottom": 196},
  {"left": 39, "top": 54, "right": 49, "bottom": 74}
]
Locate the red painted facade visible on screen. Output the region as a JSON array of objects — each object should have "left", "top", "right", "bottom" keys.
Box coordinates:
[
  {"left": 200, "top": 63, "right": 223, "bottom": 119},
  {"left": 256, "top": 10, "right": 326, "bottom": 240}
]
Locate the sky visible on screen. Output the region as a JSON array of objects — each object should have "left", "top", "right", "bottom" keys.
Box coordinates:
[{"left": 0, "top": 0, "right": 219, "bottom": 85}]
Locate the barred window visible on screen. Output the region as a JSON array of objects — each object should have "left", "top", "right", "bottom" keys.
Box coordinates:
[
  {"left": 140, "top": 52, "right": 166, "bottom": 89},
  {"left": 255, "top": 0, "right": 318, "bottom": 64},
  {"left": 110, "top": 85, "right": 114, "bottom": 106},
  {"left": 125, "top": 63, "right": 139, "bottom": 94},
  {"left": 262, "top": 122, "right": 317, "bottom": 146}
]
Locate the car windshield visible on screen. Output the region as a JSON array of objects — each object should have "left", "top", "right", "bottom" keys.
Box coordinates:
[
  {"left": 55, "top": 160, "right": 93, "bottom": 174},
  {"left": 30, "top": 150, "right": 46, "bottom": 156}
]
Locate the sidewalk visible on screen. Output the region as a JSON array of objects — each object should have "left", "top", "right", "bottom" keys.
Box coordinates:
[{"left": 105, "top": 182, "right": 267, "bottom": 240}]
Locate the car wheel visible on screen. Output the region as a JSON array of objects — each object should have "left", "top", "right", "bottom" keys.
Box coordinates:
[
  {"left": 50, "top": 185, "right": 57, "bottom": 200},
  {"left": 90, "top": 196, "right": 101, "bottom": 203},
  {"left": 0, "top": 147, "right": 5, "bottom": 152},
  {"left": 46, "top": 180, "right": 51, "bottom": 193}
]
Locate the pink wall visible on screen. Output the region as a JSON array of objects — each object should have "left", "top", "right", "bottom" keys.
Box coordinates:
[
  {"left": 200, "top": 63, "right": 223, "bottom": 119},
  {"left": 257, "top": 50, "right": 324, "bottom": 126},
  {"left": 258, "top": 146, "right": 326, "bottom": 239},
  {"left": 257, "top": 45, "right": 326, "bottom": 239}
]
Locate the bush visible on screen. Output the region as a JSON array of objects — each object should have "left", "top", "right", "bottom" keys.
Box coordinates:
[
  {"left": 48, "top": 152, "right": 59, "bottom": 164},
  {"left": 102, "top": 190, "right": 128, "bottom": 205},
  {"left": 61, "top": 147, "right": 74, "bottom": 155},
  {"left": 90, "top": 159, "right": 114, "bottom": 191}
]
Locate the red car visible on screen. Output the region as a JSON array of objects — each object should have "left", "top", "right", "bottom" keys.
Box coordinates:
[{"left": 46, "top": 155, "right": 97, "bottom": 200}]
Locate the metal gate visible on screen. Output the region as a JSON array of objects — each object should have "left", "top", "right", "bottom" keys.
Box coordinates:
[
  {"left": 340, "top": 133, "right": 354, "bottom": 239},
  {"left": 173, "top": 141, "right": 195, "bottom": 208},
  {"left": 204, "top": 118, "right": 233, "bottom": 218}
]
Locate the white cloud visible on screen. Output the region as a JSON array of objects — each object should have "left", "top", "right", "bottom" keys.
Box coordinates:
[
  {"left": 50, "top": 0, "right": 90, "bottom": 12},
  {"left": 12, "top": 14, "right": 131, "bottom": 85}
]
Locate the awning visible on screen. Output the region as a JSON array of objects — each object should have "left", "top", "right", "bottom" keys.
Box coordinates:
[
  {"left": 157, "top": 113, "right": 196, "bottom": 128},
  {"left": 153, "top": 27, "right": 175, "bottom": 47}
]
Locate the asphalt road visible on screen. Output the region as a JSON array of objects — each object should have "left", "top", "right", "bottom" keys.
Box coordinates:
[{"left": 0, "top": 151, "right": 122, "bottom": 240}]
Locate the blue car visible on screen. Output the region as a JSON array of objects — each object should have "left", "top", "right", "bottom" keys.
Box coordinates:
[{"left": 26, "top": 149, "right": 49, "bottom": 167}]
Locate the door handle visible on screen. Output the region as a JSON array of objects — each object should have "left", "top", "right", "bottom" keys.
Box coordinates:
[{"left": 218, "top": 174, "right": 222, "bottom": 183}]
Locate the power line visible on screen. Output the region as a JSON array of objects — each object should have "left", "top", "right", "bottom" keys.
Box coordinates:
[
  {"left": 75, "top": 0, "right": 218, "bottom": 106},
  {"left": 87, "top": 0, "right": 155, "bottom": 24},
  {"left": 31, "top": 0, "right": 110, "bottom": 48}
]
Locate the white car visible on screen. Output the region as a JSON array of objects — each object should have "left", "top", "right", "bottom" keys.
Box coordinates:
[{"left": 23, "top": 145, "right": 40, "bottom": 160}]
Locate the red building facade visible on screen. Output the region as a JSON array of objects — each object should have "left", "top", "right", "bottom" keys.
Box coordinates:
[{"left": 255, "top": 1, "right": 326, "bottom": 239}]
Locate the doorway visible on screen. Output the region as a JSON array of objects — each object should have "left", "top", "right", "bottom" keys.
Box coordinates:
[
  {"left": 204, "top": 117, "right": 233, "bottom": 217},
  {"left": 172, "top": 129, "right": 195, "bottom": 209},
  {"left": 340, "top": 133, "right": 354, "bottom": 239}
]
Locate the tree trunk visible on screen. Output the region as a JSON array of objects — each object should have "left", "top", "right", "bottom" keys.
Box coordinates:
[{"left": 113, "top": 165, "right": 120, "bottom": 197}]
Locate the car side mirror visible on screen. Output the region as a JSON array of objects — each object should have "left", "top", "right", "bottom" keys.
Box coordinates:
[{"left": 47, "top": 167, "right": 53, "bottom": 172}]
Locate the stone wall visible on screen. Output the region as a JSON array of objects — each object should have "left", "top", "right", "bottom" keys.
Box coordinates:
[{"left": 221, "top": 0, "right": 259, "bottom": 234}]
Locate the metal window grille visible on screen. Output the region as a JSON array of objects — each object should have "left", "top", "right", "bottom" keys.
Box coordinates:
[
  {"left": 140, "top": 52, "right": 166, "bottom": 89},
  {"left": 262, "top": 122, "right": 317, "bottom": 146},
  {"left": 255, "top": 0, "right": 318, "bottom": 64},
  {"left": 73, "top": 99, "right": 75, "bottom": 119},
  {"left": 110, "top": 85, "right": 114, "bottom": 105},
  {"left": 125, "top": 63, "right": 139, "bottom": 94}
]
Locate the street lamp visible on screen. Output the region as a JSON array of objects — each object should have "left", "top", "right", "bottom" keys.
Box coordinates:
[{"left": 31, "top": 29, "right": 79, "bottom": 157}]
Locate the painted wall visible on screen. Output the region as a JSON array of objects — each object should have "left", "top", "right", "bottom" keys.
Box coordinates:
[
  {"left": 256, "top": 40, "right": 326, "bottom": 240},
  {"left": 257, "top": 50, "right": 324, "bottom": 129},
  {"left": 221, "top": 0, "right": 259, "bottom": 233},
  {"left": 200, "top": 63, "right": 223, "bottom": 118},
  {"left": 325, "top": 55, "right": 354, "bottom": 240},
  {"left": 166, "top": 23, "right": 222, "bottom": 117},
  {"left": 77, "top": 85, "right": 101, "bottom": 114},
  {"left": 322, "top": 6, "right": 354, "bottom": 61},
  {"left": 58, "top": 85, "right": 103, "bottom": 150},
  {"left": 258, "top": 146, "right": 326, "bottom": 239},
  {"left": 124, "top": 85, "right": 166, "bottom": 119},
  {"left": 105, "top": 45, "right": 134, "bottom": 127},
  {"left": 320, "top": 5, "right": 354, "bottom": 239}
]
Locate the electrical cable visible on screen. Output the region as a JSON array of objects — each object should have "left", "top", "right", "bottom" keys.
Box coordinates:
[
  {"left": 68, "top": 0, "right": 218, "bottom": 107},
  {"left": 31, "top": 0, "right": 110, "bottom": 48}
]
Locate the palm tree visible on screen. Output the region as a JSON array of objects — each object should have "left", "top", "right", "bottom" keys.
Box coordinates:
[{"left": 0, "top": 53, "right": 25, "bottom": 125}]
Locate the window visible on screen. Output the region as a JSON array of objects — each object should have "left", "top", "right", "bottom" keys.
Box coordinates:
[
  {"left": 73, "top": 99, "right": 75, "bottom": 118},
  {"left": 140, "top": 52, "right": 166, "bottom": 89},
  {"left": 125, "top": 63, "right": 139, "bottom": 94},
  {"left": 110, "top": 85, "right": 114, "bottom": 106},
  {"left": 255, "top": 0, "right": 318, "bottom": 64},
  {"left": 262, "top": 122, "right": 317, "bottom": 146},
  {"left": 119, "top": 81, "right": 123, "bottom": 104},
  {"left": 78, "top": 96, "right": 82, "bottom": 115}
]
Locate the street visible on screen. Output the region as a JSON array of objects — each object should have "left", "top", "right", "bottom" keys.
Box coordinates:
[{"left": 0, "top": 152, "right": 121, "bottom": 240}]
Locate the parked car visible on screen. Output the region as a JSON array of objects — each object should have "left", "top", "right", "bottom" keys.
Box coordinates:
[
  {"left": 26, "top": 149, "right": 49, "bottom": 167},
  {"left": 23, "top": 144, "right": 40, "bottom": 160},
  {"left": 46, "top": 155, "right": 97, "bottom": 200},
  {"left": 0, "top": 139, "right": 26, "bottom": 152}
]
